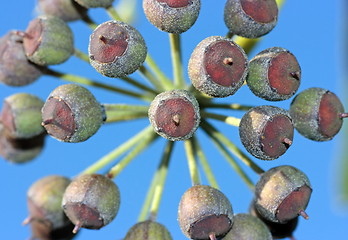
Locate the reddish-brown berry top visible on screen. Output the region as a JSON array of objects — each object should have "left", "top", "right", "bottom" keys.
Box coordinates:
[
  {"left": 241, "top": 0, "right": 278, "bottom": 23},
  {"left": 157, "top": 0, "right": 191, "bottom": 8}
]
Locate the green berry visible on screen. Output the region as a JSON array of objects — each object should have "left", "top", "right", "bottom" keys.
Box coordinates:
[
  {"left": 289, "top": 87, "right": 347, "bottom": 141},
  {"left": 247, "top": 47, "right": 301, "bottom": 101},
  {"left": 38, "top": 0, "right": 87, "bottom": 22},
  {"left": 224, "top": 0, "right": 278, "bottom": 38},
  {"left": 254, "top": 165, "right": 312, "bottom": 223},
  {"left": 1, "top": 93, "right": 44, "bottom": 139},
  {"left": 89, "top": 20, "right": 147, "bottom": 78},
  {"left": 222, "top": 213, "right": 272, "bottom": 240},
  {"left": 143, "top": 0, "right": 201, "bottom": 34},
  {"left": 62, "top": 174, "right": 120, "bottom": 233},
  {"left": 188, "top": 36, "right": 248, "bottom": 98},
  {"left": 75, "top": 0, "right": 114, "bottom": 8},
  {"left": 41, "top": 84, "right": 105, "bottom": 143},
  {"left": 124, "top": 220, "right": 172, "bottom": 240},
  {"left": 0, "top": 31, "right": 42, "bottom": 86},
  {"left": 178, "top": 185, "right": 233, "bottom": 239},
  {"left": 239, "top": 105, "right": 294, "bottom": 160},
  {"left": 148, "top": 90, "right": 200, "bottom": 141},
  {"left": 23, "top": 15, "right": 74, "bottom": 66}
]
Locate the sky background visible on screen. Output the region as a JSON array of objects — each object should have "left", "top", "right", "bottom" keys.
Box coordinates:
[{"left": 1, "top": 0, "right": 348, "bottom": 239}]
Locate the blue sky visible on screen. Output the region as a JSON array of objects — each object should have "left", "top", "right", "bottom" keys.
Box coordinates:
[{"left": 0, "top": 0, "right": 347, "bottom": 239}]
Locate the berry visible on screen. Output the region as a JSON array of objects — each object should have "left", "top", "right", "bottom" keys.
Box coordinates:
[
  {"left": 143, "top": 0, "right": 201, "bottom": 34},
  {"left": 23, "top": 15, "right": 74, "bottom": 66},
  {"left": 239, "top": 105, "right": 294, "bottom": 160},
  {"left": 124, "top": 220, "right": 172, "bottom": 240},
  {"left": 222, "top": 213, "right": 272, "bottom": 240},
  {"left": 289, "top": 87, "right": 347, "bottom": 141},
  {"left": 38, "top": 0, "right": 87, "bottom": 22},
  {"left": 188, "top": 36, "right": 248, "bottom": 98},
  {"left": 247, "top": 47, "right": 301, "bottom": 101},
  {"left": 178, "top": 185, "right": 233, "bottom": 240},
  {"left": 224, "top": 0, "right": 278, "bottom": 38},
  {"left": 89, "top": 20, "right": 147, "bottom": 78},
  {"left": 0, "top": 31, "right": 42, "bottom": 86},
  {"left": 1, "top": 93, "right": 45, "bottom": 139},
  {"left": 254, "top": 165, "right": 312, "bottom": 223},
  {"left": 75, "top": 0, "right": 114, "bottom": 8},
  {"left": 41, "top": 84, "right": 105, "bottom": 143},
  {"left": 62, "top": 174, "right": 120, "bottom": 233},
  {"left": 148, "top": 89, "right": 200, "bottom": 141}
]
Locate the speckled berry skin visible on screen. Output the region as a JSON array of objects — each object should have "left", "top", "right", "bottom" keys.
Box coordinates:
[
  {"left": 0, "top": 31, "right": 42, "bottom": 86},
  {"left": 178, "top": 185, "right": 233, "bottom": 239},
  {"left": 41, "top": 84, "right": 104, "bottom": 143},
  {"left": 289, "top": 87, "right": 345, "bottom": 141},
  {"left": 188, "top": 36, "right": 248, "bottom": 98},
  {"left": 89, "top": 20, "right": 147, "bottom": 78},
  {"left": 124, "top": 220, "right": 172, "bottom": 240},
  {"left": 75, "top": 0, "right": 114, "bottom": 8},
  {"left": 1, "top": 93, "right": 45, "bottom": 139},
  {"left": 148, "top": 89, "right": 200, "bottom": 141},
  {"left": 38, "top": 0, "right": 86, "bottom": 22},
  {"left": 23, "top": 15, "right": 74, "bottom": 66},
  {"left": 255, "top": 165, "right": 312, "bottom": 223},
  {"left": 222, "top": 213, "right": 272, "bottom": 240},
  {"left": 239, "top": 105, "right": 294, "bottom": 160},
  {"left": 224, "top": 0, "right": 278, "bottom": 38},
  {"left": 247, "top": 47, "right": 301, "bottom": 101},
  {"left": 143, "top": 0, "right": 201, "bottom": 34},
  {"left": 62, "top": 174, "right": 120, "bottom": 231}
]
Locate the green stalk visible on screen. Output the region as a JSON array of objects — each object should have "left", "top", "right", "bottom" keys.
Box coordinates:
[
  {"left": 80, "top": 125, "right": 154, "bottom": 175},
  {"left": 201, "top": 111, "right": 241, "bottom": 127},
  {"left": 80, "top": 11, "right": 98, "bottom": 30},
  {"left": 201, "top": 120, "right": 264, "bottom": 175},
  {"left": 104, "top": 112, "right": 148, "bottom": 123},
  {"left": 74, "top": 48, "right": 90, "bottom": 63},
  {"left": 103, "top": 103, "right": 149, "bottom": 122},
  {"left": 138, "top": 65, "right": 166, "bottom": 92},
  {"left": 145, "top": 54, "right": 174, "bottom": 90},
  {"left": 192, "top": 136, "right": 220, "bottom": 189},
  {"left": 106, "top": 5, "right": 122, "bottom": 21},
  {"left": 169, "top": 33, "right": 185, "bottom": 88},
  {"left": 200, "top": 102, "right": 253, "bottom": 111},
  {"left": 184, "top": 139, "right": 201, "bottom": 186},
  {"left": 120, "top": 76, "right": 159, "bottom": 95},
  {"left": 103, "top": 104, "right": 149, "bottom": 112}
]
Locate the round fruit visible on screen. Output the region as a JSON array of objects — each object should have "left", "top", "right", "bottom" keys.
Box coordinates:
[
  {"left": 124, "top": 220, "right": 172, "bottom": 240},
  {"left": 75, "top": 0, "right": 114, "bottom": 8},
  {"left": 239, "top": 105, "right": 294, "bottom": 160}
]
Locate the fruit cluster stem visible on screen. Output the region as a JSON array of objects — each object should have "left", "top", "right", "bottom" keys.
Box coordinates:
[
  {"left": 184, "top": 139, "right": 201, "bottom": 186},
  {"left": 201, "top": 111, "right": 241, "bottom": 127},
  {"left": 169, "top": 33, "right": 186, "bottom": 89},
  {"left": 106, "top": 5, "right": 122, "bottom": 21},
  {"left": 200, "top": 102, "right": 254, "bottom": 111}
]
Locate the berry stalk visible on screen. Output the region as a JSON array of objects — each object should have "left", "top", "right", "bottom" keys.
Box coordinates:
[
  {"left": 184, "top": 139, "right": 201, "bottom": 186},
  {"left": 169, "top": 33, "right": 185, "bottom": 89},
  {"left": 201, "top": 111, "right": 241, "bottom": 127}
]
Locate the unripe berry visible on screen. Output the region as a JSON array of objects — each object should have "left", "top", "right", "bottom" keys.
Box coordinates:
[
  {"left": 38, "top": 0, "right": 87, "bottom": 22},
  {"left": 23, "top": 15, "right": 74, "bottom": 66},
  {"left": 41, "top": 84, "right": 105, "bottom": 143},
  {"left": 224, "top": 0, "right": 278, "bottom": 38},
  {"left": 89, "top": 20, "right": 147, "bottom": 78},
  {"left": 62, "top": 174, "right": 120, "bottom": 233},
  {"left": 254, "top": 165, "right": 312, "bottom": 223},
  {"left": 143, "top": 0, "right": 201, "bottom": 34},
  {"left": 188, "top": 36, "right": 248, "bottom": 98},
  {"left": 239, "top": 105, "right": 294, "bottom": 160},
  {"left": 0, "top": 31, "right": 42, "bottom": 86},
  {"left": 222, "top": 213, "right": 272, "bottom": 240},
  {"left": 1, "top": 93, "right": 45, "bottom": 139},
  {"left": 289, "top": 87, "right": 347, "bottom": 141},
  {"left": 148, "top": 89, "right": 200, "bottom": 141},
  {"left": 124, "top": 220, "right": 172, "bottom": 240},
  {"left": 247, "top": 47, "right": 301, "bottom": 101},
  {"left": 75, "top": 0, "right": 114, "bottom": 8},
  {"left": 178, "top": 185, "right": 234, "bottom": 240}
]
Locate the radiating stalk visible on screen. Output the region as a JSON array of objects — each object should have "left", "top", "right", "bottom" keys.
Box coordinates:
[
  {"left": 169, "top": 33, "right": 185, "bottom": 88},
  {"left": 201, "top": 111, "right": 241, "bottom": 127},
  {"left": 106, "top": 5, "right": 122, "bottom": 21},
  {"left": 74, "top": 48, "right": 90, "bottom": 63},
  {"left": 184, "top": 139, "right": 201, "bottom": 186},
  {"left": 145, "top": 54, "right": 174, "bottom": 90}
]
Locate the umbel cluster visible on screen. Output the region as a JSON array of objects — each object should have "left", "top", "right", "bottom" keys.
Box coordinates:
[{"left": 0, "top": 0, "right": 346, "bottom": 240}]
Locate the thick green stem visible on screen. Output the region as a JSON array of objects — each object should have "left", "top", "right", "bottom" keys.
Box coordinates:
[
  {"left": 201, "top": 111, "right": 241, "bottom": 127},
  {"left": 200, "top": 102, "right": 253, "bottom": 111},
  {"left": 103, "top": 104, "right": 149, "bottom": 123},
  {"left": 138, "top": 65, "right": 166, "bottom": 92},
  {"left": 184, "top": 139, "right": 201, "bottom": 186},
  {"left": 104, "top": 112, "right": 148, "bottom": 123},
  {"left": 80, "top": 125, "right": 154, "bottom": 175},
  {"left": 106, "top": 5, "right": 122, "bottom": 21},
  {"left": 169, "top": 33, "right": 185, "bottom": 88}
]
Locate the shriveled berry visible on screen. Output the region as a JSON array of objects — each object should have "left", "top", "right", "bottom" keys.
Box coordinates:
[
  {"left": 178, "top": 185, "right": 233, "bottom": 240},
  {"left": 255, "top": 165, "right": 312, "bottom": 223},
  {"left": 239, "top": 105, "right": 294, "bottom": 160},
  {"left": 143, "top": 0, "right": 201, "bottom": 34},
  {"left": 224, "top": 0, "right": 278, "bottom": 38},
  {"left": 148, "top": 89, "right": 200, "bottom": 141},
  {"left": 89, "top": 20, "right": 147, "bottom": 78},
  {"left": 124, "top": 220, "right": 172, "bottom": 240},
  {"left": 38, "top": 0, "right": 87, "bottom": 22},
  {"left": 41, "top": 84, "right": 105, "bottom": 143},
  {"left": 247, "top": 47, "right": 301, "bottom": 101},
  {"left": 75, "top": 0, "right": 114, "bottom": 8},
  {"left": 62, "top": 174, "right": 120, "bottom": 233},
  {"left": 0, "top": 31, "right": 42, "bottom": 86},
  {"left": 1, "top": 93, "right": 44, "bottom": 139},
  {"left": 188, "top": 36, "right": 248, "bottom": 98},
  {"left": 289, "top": 87, "right": 347, "bottom": 141},
  {"left": 222, "top": 213, "right": 272, "bottom": 240},
  {"left": 23, "top": 15, "right": 74, "bottom": 66}
]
